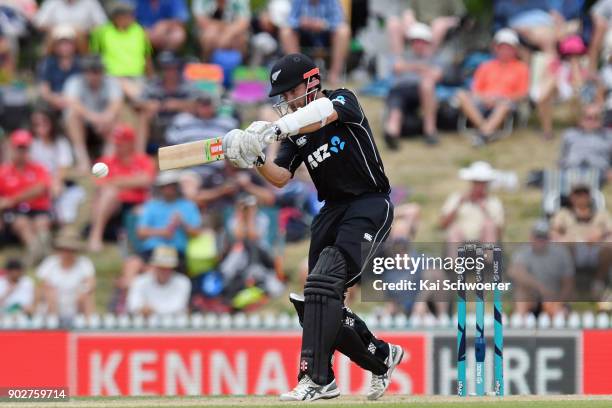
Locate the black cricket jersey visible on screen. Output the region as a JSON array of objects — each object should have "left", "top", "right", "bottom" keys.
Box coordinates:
[{"left": 273, "top": 88, "right": 390, "bottom": 202}]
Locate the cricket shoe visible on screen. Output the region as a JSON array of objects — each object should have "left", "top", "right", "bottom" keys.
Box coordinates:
[
  {"left": 279, "top": 375, "right": 340, "bottom": 402},
  {"left": 367, "top": 343, "right": 405, "bottom": 400}
]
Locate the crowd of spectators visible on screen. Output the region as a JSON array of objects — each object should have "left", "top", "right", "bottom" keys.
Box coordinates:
[{"left": 0, "top": 0, "right": 612, "bottom": 324}]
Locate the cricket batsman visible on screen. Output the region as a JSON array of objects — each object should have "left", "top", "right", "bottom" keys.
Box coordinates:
[{"left": 222, "top": 53, "right": 404, "bottom": 401}]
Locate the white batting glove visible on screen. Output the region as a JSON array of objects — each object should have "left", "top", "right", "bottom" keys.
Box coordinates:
[
  {"left": 223, "top": 129, "right": 253, "bottom": 169},
  {"left": 241, "top": 129, "right": 267, "bottom": 167},
  {"left": 245, "top": 121, "right": 280, "bottom": 145}
]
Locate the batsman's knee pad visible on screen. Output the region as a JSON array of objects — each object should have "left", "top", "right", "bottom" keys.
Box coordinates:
[{"left": 305, "top": 246, "right": 347, "bottom": 299}]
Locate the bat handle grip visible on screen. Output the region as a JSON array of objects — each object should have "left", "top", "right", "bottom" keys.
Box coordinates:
[{"left": 264, "top": 125, "right": 285, "bottom": 144}]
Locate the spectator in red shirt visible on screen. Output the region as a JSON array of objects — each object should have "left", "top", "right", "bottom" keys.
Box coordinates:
[
  {"left": 87, "top": 125, "right": 155, "bottom": 252},
  {"left": 456, "top": 29, "right": 530, "bottom": 145},
  {"left": 0, "top": 130, "right": 53, "bottom": 264}
]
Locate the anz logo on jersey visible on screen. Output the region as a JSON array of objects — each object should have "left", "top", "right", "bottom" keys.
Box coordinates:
[{"left": 307, "top": 136, "right": 346, "bottom": 169}]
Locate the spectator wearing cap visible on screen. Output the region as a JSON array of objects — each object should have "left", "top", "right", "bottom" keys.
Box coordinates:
[
  {"left": 192, "top": 0, "right": 251, "bottom": 61},
  {"left": 165, "top": 92, "right": 239, "bottom": 146},
  {"left": 29, "top": 107, "right": 84, "bottom": 226},
  {"left": 439, "top": 161, "right": 504, "bottom": 255},
  {"left": 36, "top": 230, "right": 95, "bottom": 320},
  {"left": 132, "top": 0, "right": 188, "bottom": 52},
  {"left": 87, "top": 125, "right": 155, "bottom": 252},
  {"left": 280, "top": 0, "right": 351, "bottom": 86},
  {"left": 494, "top": 0, "right": 583, "bottom": 56},
  {"left": 127, "top": 245, "right": 191, "bottom": 316},
  {"left": 63, "top": 54, "right": 123, "bottom": 171},
  {"left": 509, "top": 219, "right": 575, "bottom": 317},
  {"left": 34, "top": 0, "right": 107, "bottom": 49},
  {"left": 90, "top": 2, "right": 153, "bottom": 103},
  {"left": 455, "top": 29, "right": 530, "bottom": 145},
  {"left": 0, "top": 259, "right": 34, "bottom": 314},
  {"left": 37, "top": 25, "right": 80, "bottom": 111},
  {"left": 536, "top": 35, "right": 603, "bottom": 139},
  {"left": 384, "top": 23, "right": 448, "bottom": 149},
  {"left": 386, "top": 0, "right": 465, "bottom": 55},
  {"left": 0, "top": 130, "right": 52, "bottom": 264},
  {"left": 559, "top": 103, "right": 612, "bottom": 182},
  {"left": 550, "top": 183, "right": 612, "bottom": 295},
  {"left": 136, "top": 51, "right": 196, "bottom": 151}
]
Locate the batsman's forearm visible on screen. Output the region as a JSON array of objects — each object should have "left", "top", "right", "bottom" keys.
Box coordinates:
[{"left": 257, "top": 160, "right": 292, "bottom": 188}]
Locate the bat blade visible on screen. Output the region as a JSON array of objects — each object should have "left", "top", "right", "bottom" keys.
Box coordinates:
[{"left": 158, "top": 137, "right": 225, "bottom": 170}]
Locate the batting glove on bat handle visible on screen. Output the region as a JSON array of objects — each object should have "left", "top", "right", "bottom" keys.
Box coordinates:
[{"left": 264, "top": 125, "right": 286, "bottom": 144}]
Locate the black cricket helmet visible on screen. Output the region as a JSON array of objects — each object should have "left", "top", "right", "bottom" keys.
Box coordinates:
[{"left": 269, "top": 53, "right": 321, "bottom": 116}]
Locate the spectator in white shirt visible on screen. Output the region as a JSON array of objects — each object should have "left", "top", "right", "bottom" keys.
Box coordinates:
[
  {"left": 36, "top": 230, "right": 95, "bottom": 319},
  {"left": 0, "top": 259, "right": 34, "bottom": 314},
  {"left": 127, "top": 245, "right": 191, "bottom": 316}
]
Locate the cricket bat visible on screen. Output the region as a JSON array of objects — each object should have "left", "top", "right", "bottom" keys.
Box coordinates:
[
  {"left": 158, "top": 137, "right": 225, "bottom": 170},
  {"left": 158, "top": 126, "right": 283, "bottom": 171}
]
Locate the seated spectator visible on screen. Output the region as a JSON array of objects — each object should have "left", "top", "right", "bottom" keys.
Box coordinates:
[
  {"left": 439, "top": 161, "right": 504, "bottom": 256},
  {"left": 0, "top": 33, "right": 15, "bottom": 85},
  {"left": 90, "top": 1, "right": 153, "bottom": 103},
  {"left": 384, "top": 23, "right": 446, "bottom": 149},
  {"left": 127, "top": 245, "right": 191, "bottom": 316},
  {"left": 192, "top": 0, "right": 251, "bottom": 61},
  {"left": 88, "top": 125, "right": 156, "bottom": 252},
  {"left": 599, "top": 44, "right": 612, "bottom": 125},
  {"left": 559, "top": 103, "right": 612, "bottom": 182},
  {"left": 590, "top": 0, "right": 612, "bottom": 70},
  {"left": 0, "top": 258, "right": 34, "bottom": 314},
  {"left": 217, "top": 194, "right": 284, "bottom": 309},
  {"left": 137, "top": 52, "right": 196, "bottom": 151},
  {"left": 63, "top": 54, "right": 123, "bottom": 170},
  {"left": 550, "top": 183, "right": 612, "bottom": 294},
  {"left": 537, "top": 36, "right": 603, "bottom": 139},
  {"left": 0, "top": 130, "right": 52, "bottom": 265},
  {"left": 132, "top": 0, "right": 188, "bottom": 52},
  {"left": 509, "top": 219, "right": 575, "bottom": 317},
  {"left": 280, "top": 0, "right": 351, "bottom": 86},
  {"left": 494, "top": 0, "right": 583, "bottom": 55},
  {"left": 34, "top": 0, "right": 107, "bottom": 51},
  {"left": 387, "top": 0, "right": 465, "bottom": 55},
  {"left": 36, "top": 230, "right": 96, "bottom": 320},
  {"left": 37, "top": 25, "right": 80, "bottom": 112},
  {"left": 165, "top": 92, "right": 239, "bottom": 146},
  {"left": 249, "top": 0, "right": 290, "bottom": 65},
  {"left": 131, "top": 170, "right": 201, "bottom": 272},
  {"left": 30, "top": 107, "right": 84, "bottom": 225},
  {"left": 455, "top": 29, "right": 529, "bottom": 145}
]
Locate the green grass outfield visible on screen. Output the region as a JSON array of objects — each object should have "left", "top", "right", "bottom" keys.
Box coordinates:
[{"left": 3, "top": 395, "right": 612, "bottom": 408}]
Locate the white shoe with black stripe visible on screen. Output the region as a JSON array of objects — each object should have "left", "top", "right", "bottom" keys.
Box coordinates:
[
  {"left": 279, "top": 375, "right": 340, "bottom": 402},
  {"left": 367, "top": 343, "right": 405, "bottom": 400}
]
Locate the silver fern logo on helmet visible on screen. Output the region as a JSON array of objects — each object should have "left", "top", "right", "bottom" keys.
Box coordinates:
[{"left": 271, "top": 69, "right": 282, "bottom": 82}]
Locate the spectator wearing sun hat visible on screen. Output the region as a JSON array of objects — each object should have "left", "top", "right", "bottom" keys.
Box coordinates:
[
  {"left": 384, "top": 22, "right": 449, "bottom": 149},
  {"left": 87, "top": 125, "right": 156, "bottom": 252},
  {"left": 455, "top": 29, "right": 530, "bottom": 145},
  {"left": 127, "top": 245, "right": 191, "bottom": 316},
  {"left": 439, "top": 161, "right": 504, "bottom": 254},
  {"left": 36, "top": 230, "right": 96, "bottom": 321},
  {"left": 0, "top": 130, "right": 52, "bottom": 264},
  {"left": 37, "top": 24, "right": 81, "bottom": 111}
]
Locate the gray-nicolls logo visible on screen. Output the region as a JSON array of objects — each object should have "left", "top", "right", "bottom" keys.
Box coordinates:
[{"left": 271, "top": 69, "right": 282, "bottom": 82}]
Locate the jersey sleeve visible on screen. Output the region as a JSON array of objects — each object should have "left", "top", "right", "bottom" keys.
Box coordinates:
[
  {"left": 329, "top": 89, "right": 363, "bottom": 124},
  {"left": 273, "top": 139, "right": 303, "bottom": 176}
]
